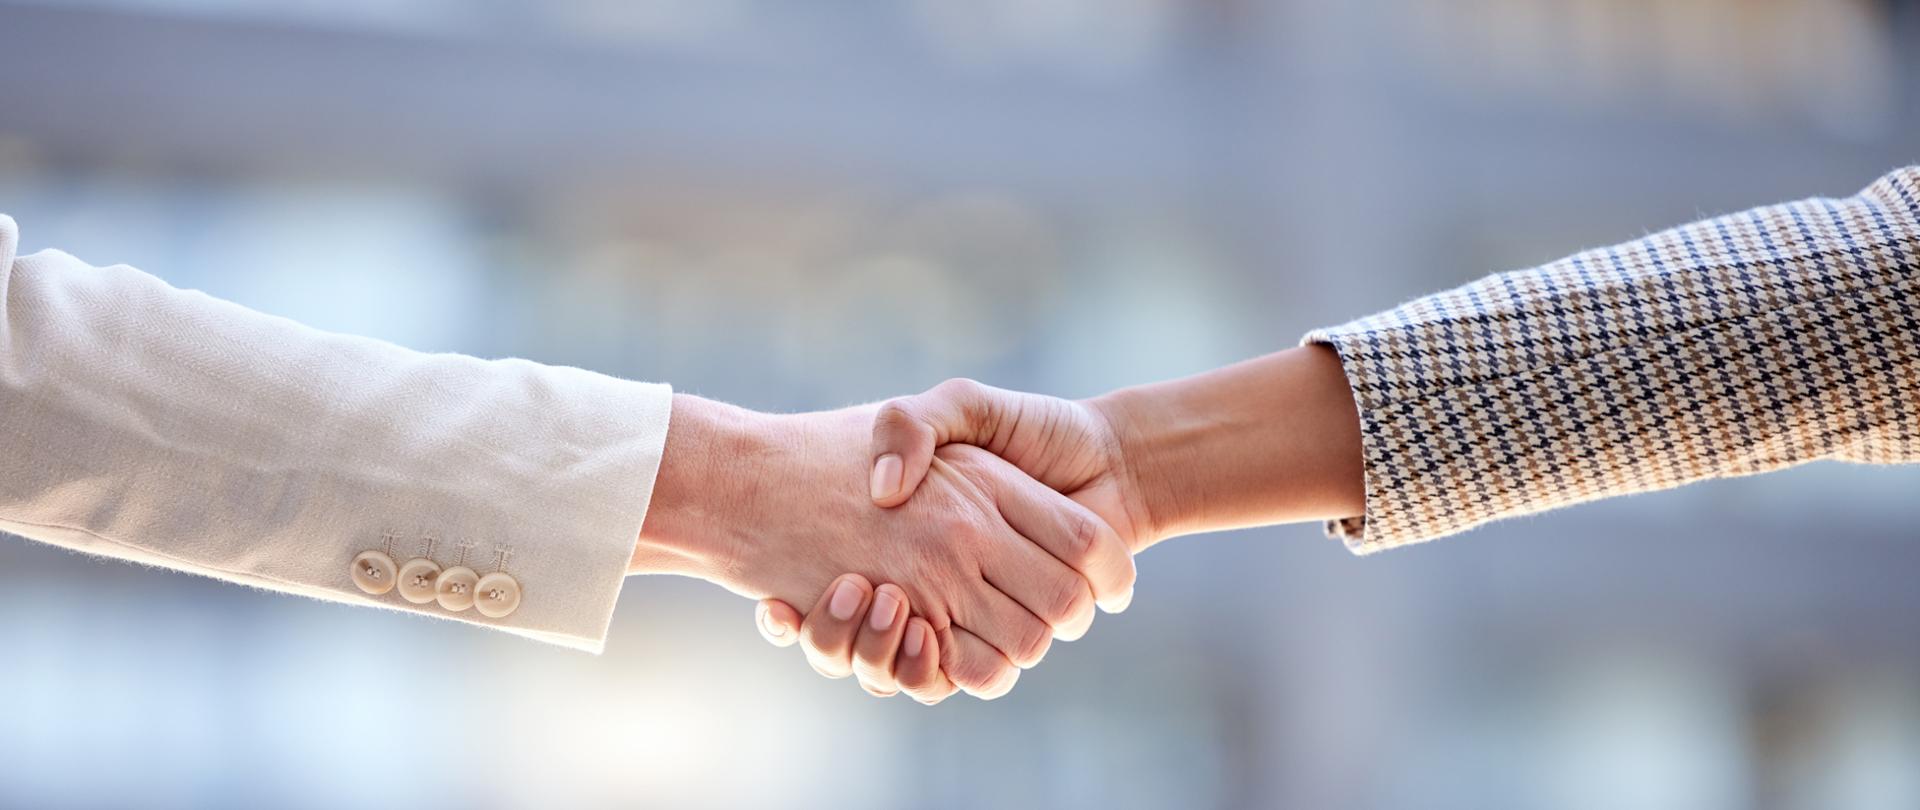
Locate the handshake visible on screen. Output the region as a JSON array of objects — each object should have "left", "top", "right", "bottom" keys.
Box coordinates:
[
  {"left": 3, "top": 170, "right": 1895, "bottom": 695},
  {"left": 629, "top": 346, "right": 1367, "bottom": 704}
]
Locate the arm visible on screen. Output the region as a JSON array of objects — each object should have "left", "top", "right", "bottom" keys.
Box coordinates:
[
  {"left": 0, "top": 214, "right": 670, "bottom": 652},
  {"left": 1090, "top": 346, "right": 1363, "bottom": 543},
  {"left": 1304, "top": 165, "right": 1920, "bottom": 549},
  {"left": 0, "top": 214, "right": 1132, "bottom": 679},
  {"left": 762, "top": 165, "right": 1920, "bottom": 682},
  {"left": 873, "top": 165, "right": 1920, "bottom": 550}
]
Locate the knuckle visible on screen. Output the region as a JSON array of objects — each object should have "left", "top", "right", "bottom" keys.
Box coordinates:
[
  {"left": 932, "top": 377, "right": 984, "bottom": 401},
  {"left": 1012, "top": 618, "right": 1053, "bottom": 667},
  {"left": 976, "top": 666, "right": 1019, "bottom": 700},
  {"left": 936, "top": 517, "right": 992, "bottom": 558},
  {"left": 1042, "top": 574, "right": 1096, "bottom": 628},
  {"left": 947, "top": 652, "right": 1004, "bottom": 692},
  {"left": 935, "top": 378, "right": 999, "bottom": 435},
  {"left": 1064, "top": 513, "right": 1100, "bottom": 566},
  {"left": 920, "top": 609, "right": 953, "bottom": 637},
  {"left": 874, "top": 399, "right": 919, "bottom": 433},
  {"left": 937, "top": 510, "right": 978, "bottom": 539}
]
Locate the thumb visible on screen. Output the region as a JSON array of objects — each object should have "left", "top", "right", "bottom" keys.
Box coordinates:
[
  {"left": 869, "top": 378, "right": 1004, "bottom": 508},
  {"left": 755, "top": 599, "right": 803, "bottom": 648}
]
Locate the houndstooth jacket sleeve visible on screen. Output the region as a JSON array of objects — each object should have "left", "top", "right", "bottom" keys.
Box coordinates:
[{"left": 1305, "top": 167, "right": 1920, "bottom": 553}]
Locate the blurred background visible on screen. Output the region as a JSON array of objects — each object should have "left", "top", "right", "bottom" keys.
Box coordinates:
[{"left": 2, "top": 0, "right": 1919, "bottom": 807}]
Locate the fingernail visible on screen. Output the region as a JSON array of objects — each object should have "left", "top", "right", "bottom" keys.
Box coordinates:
[
  {"left": 870, "top": 454, "right": 903, "bottom": 500},
  {"left": 869, "top": 589, "right": 900, "bottom": 631},
  {"left": 829, "top": 579, "right": 863, "bottom": 621},
  {"left": 758, "top": 605, "right": 786, "bottom": 638},
  {"left": 904, "top": 622, "right": 926, "bottom": 657}
]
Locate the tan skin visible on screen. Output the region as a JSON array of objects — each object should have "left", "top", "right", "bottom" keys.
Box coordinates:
[
  {"left": 757, "top": 345, "right": 1366, "bottom": 702},
  {"left": 631, "top": 395, "right": 1138, "bottom": 700}
]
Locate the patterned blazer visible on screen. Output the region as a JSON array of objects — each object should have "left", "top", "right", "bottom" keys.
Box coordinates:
[{"left": 1307, "top": 167, "right": 1920, "bottom": 553}]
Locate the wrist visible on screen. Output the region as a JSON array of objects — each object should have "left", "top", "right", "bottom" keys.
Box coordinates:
[
  {"left": 631, "top": 394, "right": 772, "bottom": 578},
  {"left": 1085, "top": 388, "right": 1183, "bottom": 549},
  {"left": 1086, "top": 346, "right": 1366, "bottom": 543}
]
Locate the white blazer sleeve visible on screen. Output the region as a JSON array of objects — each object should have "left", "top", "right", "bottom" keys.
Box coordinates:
[{"left": 0, "top": 215, "right": 672, "bottom": 653}]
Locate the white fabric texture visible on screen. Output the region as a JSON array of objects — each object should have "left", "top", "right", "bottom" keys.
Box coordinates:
[{"left": 0, "top": 215, "right": 672, "bottom": 653}]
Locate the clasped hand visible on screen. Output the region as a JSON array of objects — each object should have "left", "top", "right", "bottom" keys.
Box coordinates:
[
  {"left": 631, "top": 380, "right": 1150, "bottom": 705},
  {"left": 634, "top": 348, "right": 1366, "bottom": 704}
]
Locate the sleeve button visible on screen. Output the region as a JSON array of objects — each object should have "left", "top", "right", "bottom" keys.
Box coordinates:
[
  {"left": 395, "top": 558, "right": 444, "bottom": 604},
  {"left": 435, "top": 566, "right": 480, "bottom": 612},
  {"left": 474, "top": 572, "right": 521, "bottom": 619},
  {"left": 350, "top": 550, "right": 397, "bottom": 595}
]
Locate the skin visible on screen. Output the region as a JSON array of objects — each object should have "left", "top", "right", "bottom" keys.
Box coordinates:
[
  {"left": 758, "top": 345, "right": 1367, "bottom": 699},
  {"left": 759, "top": 574, "right": 952, "bottom": 702},
  {"left": 631, "top": 394, "right": 1137, "bottom": 698}
]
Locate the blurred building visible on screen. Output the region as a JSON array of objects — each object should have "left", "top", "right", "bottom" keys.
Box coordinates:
[{"left": 1, "top": 1, "right": 1918, "bottom": 808}]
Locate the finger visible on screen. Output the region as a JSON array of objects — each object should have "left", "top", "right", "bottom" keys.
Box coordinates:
[
  {"left": 852, "top": 584, "right": 910, "bottom": 697},
  {"left": 977, "top": 523, "right": 1096, "bottom": 642},
  {"left": 895, "top": 617, "right": 957, "bottom": 705},
  {"left": 949, "top": 578, "right": 1054, "bottom": 670},
  {"left": 940, "top": 624, "right": 1020, "bottom": 700},
  {"left": 799, "top": 574, "right": 873, "bottom": 680},
  {"left": 870, "top": 378, "right": 1004, "bottom": 508},
  {"left": 994, "top": 473, "right": 1136, "bottom": 614},
  {"left": 756, "top": 599, "right": 803, "bottom": 648}
]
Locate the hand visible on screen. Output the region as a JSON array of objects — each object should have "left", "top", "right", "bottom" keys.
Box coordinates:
[
  {"left": 859, "top": 348, "right": 1364, "bottom": 545},
  {"left": 867, "top": 378, "right": 1154, "bottom": 563},
  {"left": 632, "top": 395, "right": 1135, "bottom": 698},
  {"left": 756, "top": 574, "right": 957, "bottom": 704},
  {"left": 754, "top": 379, "right": 1151, "bottom": 698},
  {"left": 755, "top": 347, "right": 1368, "bottom": 697}
]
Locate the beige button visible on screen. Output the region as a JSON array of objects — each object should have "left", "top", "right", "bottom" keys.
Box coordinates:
[
  {"left": 474, "top": 572, "right": 522, "bottom": 619},
  {"left": 395, "top": 558, "right": 444, "bottom": 604},
  {"left": 350, "top": 550, "right": 397, "bottom": 595},
  {"left": 435, "top": 566, "right": 480, "bottom": 612}
]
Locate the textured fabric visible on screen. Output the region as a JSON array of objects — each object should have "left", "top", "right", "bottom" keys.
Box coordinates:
[
  {"left": 0, "top": 215, "right": 673, "bottom": 652},
  {"left": 1306, "top": 167, "right": 1920, "bottom": 553}
]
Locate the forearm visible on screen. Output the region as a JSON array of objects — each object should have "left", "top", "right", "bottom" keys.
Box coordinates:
[
  {"left": 1304, "top": 167, "right": 1920, "bottom": 551},
  {"left": 0, "top": 215, "right": 671, "bottom": 651},
  {"left": 1100, "top": 169, "right": 1920, "bottom": 554},
  {"left": 1092, "top": 345, "right": 1365, "bottom": 545},
  {"left": 630, "top": 394, "right": 771, "bottom": 581},
  {"left": 630, "top": 394, "right": 886, "bottom": 606}
]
